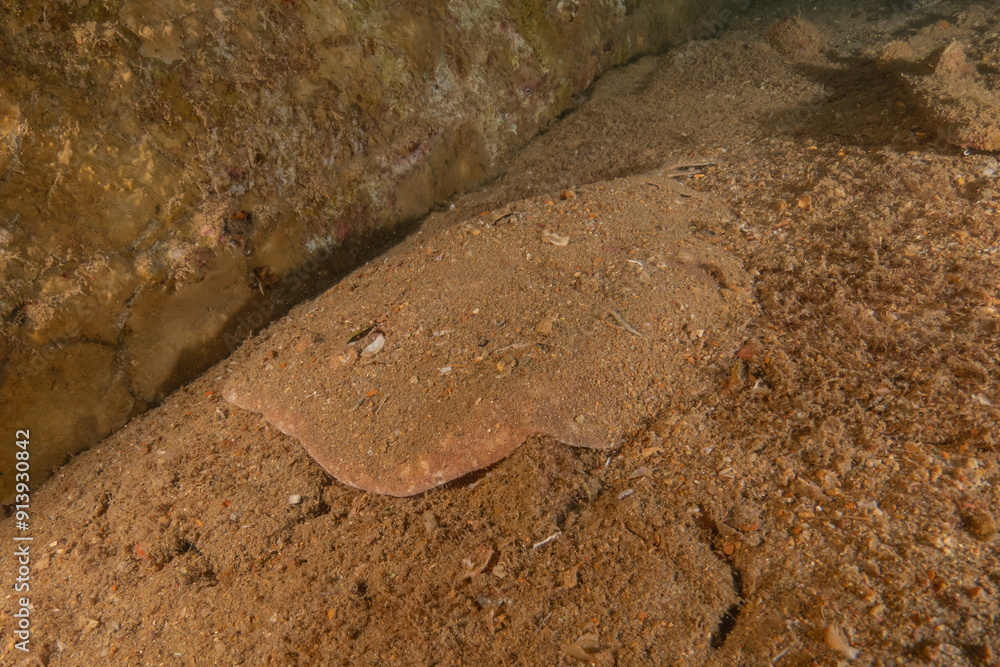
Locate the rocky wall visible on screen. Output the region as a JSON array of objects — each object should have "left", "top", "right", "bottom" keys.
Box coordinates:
[{"left": 0, "top": 0, "right": 736, "bottom": 501}]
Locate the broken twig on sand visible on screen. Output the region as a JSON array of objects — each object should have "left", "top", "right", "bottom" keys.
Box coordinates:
[{"left": 607, "top": 310, "right": 642, "bottom": 337}]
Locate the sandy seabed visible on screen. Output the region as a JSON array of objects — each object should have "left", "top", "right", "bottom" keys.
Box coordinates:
[{"left": 3, "top": 1, "right": 999, "bottom": 665}]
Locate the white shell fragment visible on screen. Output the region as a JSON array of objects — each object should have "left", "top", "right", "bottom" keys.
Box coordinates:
[
  {"left": 542, "top": 231, "right": 570, "bottom": 246},
  {"left": 824, "top": 625, "right": 859, "bottom": 661},
  {"left": 364, "top": 334, "right": 385, "bottom": 355}
]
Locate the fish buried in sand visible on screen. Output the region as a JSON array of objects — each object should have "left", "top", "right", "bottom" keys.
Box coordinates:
[{"left": 223, "top": 176, "right": 755, "bottom": 496}]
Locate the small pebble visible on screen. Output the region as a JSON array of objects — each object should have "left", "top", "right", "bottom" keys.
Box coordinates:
[
  {"left": 564, "top": 643, "right": 592, "bottom": 663},
  {"left": 966, "top": 511, "right": 997, "bottom": 541},
  {"left": 288, "top": 494, "right": 303, "bottom": 506},
  {"left": 628, "top": 466, "right": 651, "bottom": 480}
]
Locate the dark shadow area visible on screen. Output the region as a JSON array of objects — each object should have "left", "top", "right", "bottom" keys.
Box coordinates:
[
  {"left": 711, "top": 597, "right": 743, "bottom": 650},
  {"left": 759, "top": 3, "right": 993, "bottom": 158},
  {"left": 163, "top": 215, "right": 425, "bottom": 400},
  {"left": 693, "top": 506, "right": 746, "bottom": 651},
  {"left": 763, "top": 53, "right": 942, "bottom": 154}
]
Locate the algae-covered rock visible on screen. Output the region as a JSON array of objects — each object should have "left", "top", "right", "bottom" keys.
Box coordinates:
[{"left": 0, "top": 0, "right": 729, "bottom": 500}]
